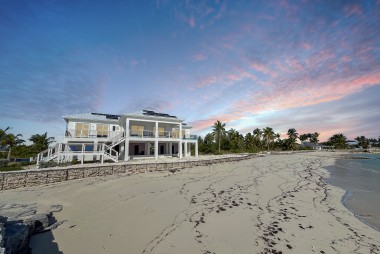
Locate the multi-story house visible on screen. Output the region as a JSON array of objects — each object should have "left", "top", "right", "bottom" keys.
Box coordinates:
[{"left": 37, "top": 110, "right": 198, "bottom": 165}]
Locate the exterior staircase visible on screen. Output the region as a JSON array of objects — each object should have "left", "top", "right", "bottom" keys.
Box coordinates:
[{"left": 36, "top": 132, "right": 126, "bottom": 166}]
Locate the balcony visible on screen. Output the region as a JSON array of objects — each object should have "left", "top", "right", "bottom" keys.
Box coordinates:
[
  {"left": 127, "top": 130, "right": 197, "bottom": 140},
  {"left": 65, "top": 129, "right": 124, "bottom": 139}
]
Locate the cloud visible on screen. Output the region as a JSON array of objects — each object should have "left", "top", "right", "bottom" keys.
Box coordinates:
[
  {"left": 196, "top": 69, "right": 256, "bottom": 88},
  {"left": 343, "top": 4, "right": 363, "bottom": 17},
  {"left": 0, "top": 45, "right": 105, "bottom": 122},
  {"left": 172, "top": 0, "right": 227, "bottom": 28},
  {"left": 191, "top": 53, "right": 207, "bottom": 62},
  {"left": 188, "top": 16, "right": 195, "bottom": 28},
  {"left": 250, "top": 85, "right": 380, "bottom": 141},
  {"left": 130, "top": 58, "right": 139, "bottom": 66}
]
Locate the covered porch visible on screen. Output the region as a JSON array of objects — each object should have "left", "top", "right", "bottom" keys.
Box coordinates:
[{"left": 125, "top": 140, "right": 198, "bottom": 161}]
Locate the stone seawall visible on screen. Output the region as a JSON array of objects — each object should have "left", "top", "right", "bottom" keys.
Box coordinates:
[{"left": 0, "top": 155, "right": 256, "bottom": 191}]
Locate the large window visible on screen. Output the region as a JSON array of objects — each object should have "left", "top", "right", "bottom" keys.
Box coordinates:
[
  {"left": 131, "top": 125, "right": 144, "bottom": 137},
  {"left": 154, "top": 127, "right": 165, "bottom": 137},
  {"left": 75, "top": 123, "right": 89, "bottom": 137},
  {"left": 97, "top": 124, "right": 108, "bottom": 138}
]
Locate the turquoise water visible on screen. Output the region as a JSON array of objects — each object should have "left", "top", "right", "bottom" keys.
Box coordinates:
[{"left": 326, "top": 153, "right": 380, "bottom": 231}]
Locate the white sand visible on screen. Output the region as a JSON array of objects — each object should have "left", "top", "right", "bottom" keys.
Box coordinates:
[{"left": 1, "top": 151, "right": 379, "bottom": 253}]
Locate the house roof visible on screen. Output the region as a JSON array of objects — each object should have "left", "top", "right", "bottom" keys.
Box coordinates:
[
  {"left": 63, "top": 110, "right": 191, "bottom": 127},
  {"left": 121, "top": 110, "right": 184, "bottom": 123},
  {"left": 63, "top": 113, "right": 121, "bottom": 122}
]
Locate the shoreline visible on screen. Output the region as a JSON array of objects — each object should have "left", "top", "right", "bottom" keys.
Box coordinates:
[
  {"left": 325, "top": 153, "right": 380, "bottom": 233},
  {"left": 1, "top": 151, "right": 379, "bottom": 253},
  {"left": 341, "top": 190, "right": 380, "bottom": 232}
]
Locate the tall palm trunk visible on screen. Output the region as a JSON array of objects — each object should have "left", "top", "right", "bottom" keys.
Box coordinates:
[
  {"left": 218, "top": 132, "right": 221, "bottom": 153},
  {"left": 7, "top": 147, "right": 11, "bottom": 160}
]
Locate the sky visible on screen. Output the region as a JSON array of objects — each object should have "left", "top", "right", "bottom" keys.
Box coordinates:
[{"left": 0, "top": 0, "right": 379, "bottom": 143}]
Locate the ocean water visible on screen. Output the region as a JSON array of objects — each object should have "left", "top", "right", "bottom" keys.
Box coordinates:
[{"left": 325, "top": 153, "right": 380, "bottom": 231}]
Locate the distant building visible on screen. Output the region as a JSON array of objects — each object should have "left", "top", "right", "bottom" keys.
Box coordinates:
[
  {"left": 301, "top": 141, "right": 333, "bottom": 150},
  {"left": 346, "top": 140, "right": 359, "bottom": 147},
  {"left": 37, "top": 110, "right": 198, "bottom": 165}
]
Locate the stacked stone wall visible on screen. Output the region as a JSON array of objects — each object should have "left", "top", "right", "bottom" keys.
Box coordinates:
[{"left": 0, "top": 155, "right": 256, "bottom": 191}]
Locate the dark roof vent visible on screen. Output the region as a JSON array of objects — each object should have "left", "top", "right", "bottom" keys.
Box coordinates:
[
  {"left": 91, "top": 113, "right": 121, "bottom": 120},
  {"left": 142, "top": 110, "right": 177, "bottom": 118}
]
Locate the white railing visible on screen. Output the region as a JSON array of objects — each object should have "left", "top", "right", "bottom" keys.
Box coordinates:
[
  {"left": 36, "top": 143, "right": 59, "bottom": 164},
  {"left": 128, "top": 130, "right": 155, "bottom": 138},
  {"left": 127, "top": 130, "right": 191, "bottom": 139},
  {"left": 65, "top": 129, "right": 124, "bottom": 139},
  {"left": 103, "top": 144, "right": 119, "bottom": 162},
  {"left": 106, "top": 131, "right": 125, "bottom": 146}
]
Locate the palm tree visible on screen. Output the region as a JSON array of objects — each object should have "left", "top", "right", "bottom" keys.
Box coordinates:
[
  {"left": 29, "top": 132, "right": 55, "bottom": 153},
  {"left": 328, "top": 133, "right": 347, "bottom": 149},
  {"left": 244, "top": 133, "right": 254, "bottom": 150},
  {"left": 3, "top": 133, "right": 25, "bottom": 160},
  {"left": 0, "top": 127, "right": 10, "bottom": 141},
  {"left": 299, "top": 134, "right": 309, "bottom": 146},
  {"left": 287, "top": 128, "right": 298, "bottom": 141},
  {"left": 253, "top": 128, "right": 262, "bottom": 149},
  {"left": 228, "top": 129, "right": 244, "bottom": 150},
  {"left": 310, "top": 132, "right": 319, "bottom": 145},
  {"left": 212, "top": 120, "right": 226, "bottom": 154},
  {"left": 287, "top": 128, "right": 298, "bottom": 150},
  {"left": 262, "top": 127, "right": 275, "bottom": 151}
]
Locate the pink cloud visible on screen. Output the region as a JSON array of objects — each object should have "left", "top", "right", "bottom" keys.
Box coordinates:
[
  {"left": 188, "top": 16, "right": 195, "bottom": 28},
  {"left": 192, "top": 53, "right": 207, "bottom": 62},
  {"left": 250, "top": 62, "right": 277, "bottom": 77},
  {"left": 130, "top": 58, "right": 139, "bottom": 67},
  {"left": 233, "top": 72, "right": 380, "bottom": 115},
  {"left": 286, "top": 58, "right": 304, "bottom": 71},
  {"left": 300, "top": 43, "right": 311, "bottom": 50},
  {"left": 196, "top": 69, "right": 256, "bottom": 88},
  {"left": 344, "top": 4, "right": 363, "bottom": 17},
  {"left": 190, "top": 111, "right": 244, "bottom": 132},
  {"left": 341, "top": 55, "right": 352, "bottom": 62}
]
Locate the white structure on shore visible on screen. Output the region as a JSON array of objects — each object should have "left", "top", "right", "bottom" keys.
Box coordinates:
[{"left": 37, "top": 110, "right": 198, "bottom": 165}]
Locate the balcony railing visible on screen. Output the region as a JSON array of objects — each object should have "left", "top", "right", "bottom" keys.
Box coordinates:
[
  {"left": 127, "top": 130, "right": 197, "bottom": 140},
  {"left": 65, "top": 129, "right": 198, "bottom": 140},
  {"left": 65, "top": 130, "right": 123, "bottom": 139},
  {"left": 184, "top": 134, "right": 198, "bottom": 140}
]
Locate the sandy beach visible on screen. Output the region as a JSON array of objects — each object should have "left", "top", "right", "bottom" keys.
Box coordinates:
[{"left": 1, "top": 151, "right": 380, "bottom": 253}]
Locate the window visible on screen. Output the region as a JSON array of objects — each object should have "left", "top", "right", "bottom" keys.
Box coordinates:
[
  {"left": 153, "top": 127, "right": 165, "bottom": 137},
  {"left": 97, "top": 125, "right": 108, "bottom": 137},
  {"left": 75, "top": 123, "right": 89, "bottom": 137},
  {"left": 131, "top": 125, "right": 144, "bottom": 137}
]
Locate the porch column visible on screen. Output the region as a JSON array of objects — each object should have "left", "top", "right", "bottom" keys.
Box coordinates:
[
  {"left": 195, "top": 141, "right": 199, "bottom": 157},
  {"left": 155, "top": 121, "right": 158, "bottom": 138},
  {"left": 165, "top": 143, "right": 168, "bottom": 155},
  {"left": 126, "top": 118, "right": 130, "bottom": 137},
  {"left": 124, "top": 139, "right": 129, "bottom": 161},
  {"left": 169, "top": 142, "right": 172, "bottom": 155},
  {"left": 178, "top": 141, "right": 183, "bottom": 158},
  {"left": 94, "top": 141, "right": 98, "bottom": 161},
  {"left": 154, "top": 140, "right": 158, "bottom": 160},
  {"left": 145, "top": 143, "right": 149, "bottom": 156},
  {"left": 184, "top": 141, "right": 188, "bottom": 157}
]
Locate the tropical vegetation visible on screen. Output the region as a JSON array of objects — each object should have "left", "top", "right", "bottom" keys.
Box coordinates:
[
  {"left": 0, "top": 127, "right": 55, "bottom": 171},
  {"left": 197, "top": 121, "right": 380, "bottom": 155}
]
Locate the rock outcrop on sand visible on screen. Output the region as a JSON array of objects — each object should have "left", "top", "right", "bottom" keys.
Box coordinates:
[{"left": 0, "top": 203, "right": 62, "bottom": 254}]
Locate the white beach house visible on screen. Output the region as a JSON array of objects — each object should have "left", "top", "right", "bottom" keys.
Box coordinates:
[{"left": 37, "top": 110, "right": 198, "bottom": 165}]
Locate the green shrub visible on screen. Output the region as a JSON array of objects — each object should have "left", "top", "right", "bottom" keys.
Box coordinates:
[
  {"left": 0, "top": 159, "right": 9, "bottom": 168},
  {"left": 0, "top": 163, "right": 23, "bottom": 172}
]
